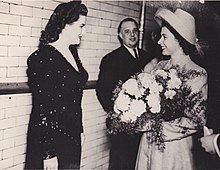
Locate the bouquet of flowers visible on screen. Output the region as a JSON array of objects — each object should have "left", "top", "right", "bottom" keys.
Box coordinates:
[{"left": 107, "top": 65, "right": 207, "bottom": 150}]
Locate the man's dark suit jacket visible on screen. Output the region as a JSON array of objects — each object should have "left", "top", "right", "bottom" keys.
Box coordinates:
[
  {"left": 96, "top": 45, "right": 153, "bottom": 112},
  {"left": 96, "top": 45, "right": 153, "bottom": 170}
]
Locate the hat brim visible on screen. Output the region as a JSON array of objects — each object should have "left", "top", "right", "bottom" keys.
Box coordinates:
[{"left": 154, "top": 8, "right": 195, "bottom": 45}]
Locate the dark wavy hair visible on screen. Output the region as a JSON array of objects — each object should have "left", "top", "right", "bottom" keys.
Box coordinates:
[
  {"left": 117, "top": 18, "right": 139, "bottom": 45},
  {"left": 39, "top": 0, "right": 88, "bottom": 47}
]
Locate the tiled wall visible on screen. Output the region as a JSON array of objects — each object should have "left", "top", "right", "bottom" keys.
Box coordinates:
[
  {"left": 0, "top": 0, "right": 143, "bottom": 82},
  {"left": 0, "top": 0, "right": 156, "bottom": 169},
  {"left": 0, "top": 93, "right": 31, "bottom": 170},
  {"left": 0, "top": 90, "right": 109, "bottom": 170}
]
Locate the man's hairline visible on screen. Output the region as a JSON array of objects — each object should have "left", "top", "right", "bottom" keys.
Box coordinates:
[{"left": 118, "top": 20, "right": 138, "bottom": 34}]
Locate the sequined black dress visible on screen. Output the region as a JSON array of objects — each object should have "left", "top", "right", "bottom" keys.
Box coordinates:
[{"left": 25, "top": 45, "right": 88, "bottom": 169}]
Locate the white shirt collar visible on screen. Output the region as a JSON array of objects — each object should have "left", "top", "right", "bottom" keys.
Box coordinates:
[{"left": 123, "top": 45, "right": 138, "bottom": 59}]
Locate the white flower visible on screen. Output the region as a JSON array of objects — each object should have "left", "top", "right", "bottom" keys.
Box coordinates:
[
  {"left": 167, "top": 76, "right": 182, "bottom": 89},
  {"left": 129, "top": 99, "right": 146, "bottom": 117},
  {"left": 138, "top": 72, "right": 154, "bottom": 88},
  {"left": 157, "top": 84, "right": 163, "bottom": 92},
  {"left": 166, "top": 69, "right": 182, "bottom": 89},
  {"left": 113, "top": 104, "right": 121, "bottom": 114},
  {"left": 137, "top": 72, "right": 146, "bottom": 80},
  {"left": 122, "top": 78, "right": 141, "bottom": 98},
  {"left": 120, "top": 111, "right": 137, "bottom": 122},
  {"left": 114, "top": 92, "right": 130, "bottom": 112},
  {"left": 155, "top": 69, "right": 168, "bottom": 79},
  {"left": 147, "top": 94, "right": 161, "bottom": 113},
  {"left": 149, "top": 81, "right": 163, "bottom": 93},
  {"left": 164, "top": 90, "right": 176, "bottom": 99}
]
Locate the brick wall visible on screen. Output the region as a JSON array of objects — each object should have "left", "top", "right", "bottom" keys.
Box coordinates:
[
  {"left": 0, "top": 0, "right": 143, "bottom": 83},
  {"left": 0, "top": 93, "right": 31, "bottom": 170},
  {"left": 0, "top": 0, "right": 155, "bottom": 169}
]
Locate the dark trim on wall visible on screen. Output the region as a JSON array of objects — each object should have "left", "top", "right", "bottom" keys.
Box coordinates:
[
  {"left": 85, "top": 80, "right": 97, "bottom": 90},
  {"left": 0, "top": 80, "right": 97, "bottom": 95}
]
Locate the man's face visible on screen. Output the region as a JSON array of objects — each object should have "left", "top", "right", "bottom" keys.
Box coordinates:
[{"left": 119, "top": 21, "right": 139, "bottom": 49}]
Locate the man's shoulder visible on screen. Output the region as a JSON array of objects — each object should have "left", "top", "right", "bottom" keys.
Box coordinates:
[
  {"left": 139, "top": 48, "right": 154, "bottom": 62},
  {"left": 102, "top": 46, "right": 125, "bottom": 60}
]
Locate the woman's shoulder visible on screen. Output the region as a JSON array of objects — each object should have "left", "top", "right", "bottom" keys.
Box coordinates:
[
  {"left": 185, "top": 60, "right": 207, "bottom": 76},
  {"left": 27, "top": 49, "right": 40, "bottom": 66},
  {"left": 184, "top": 60, "right": 208, "bottom": 92},
  {"left": 27, "top": 45, "right": 58, "bottom": 65}
]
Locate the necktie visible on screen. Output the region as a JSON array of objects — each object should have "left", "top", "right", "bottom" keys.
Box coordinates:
[{"left": 133, "top": 49, "right": 139, "bottom": 60}]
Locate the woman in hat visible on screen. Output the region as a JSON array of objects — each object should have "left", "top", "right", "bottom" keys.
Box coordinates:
[
  {"left": 25, "top": 0, "right": 88, "bottom": 169},
  {"left": 135, "top": 8, "right": 208, "bottom": 170}
]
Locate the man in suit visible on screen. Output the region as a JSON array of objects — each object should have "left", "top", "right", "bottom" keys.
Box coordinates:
[{"left": 96, "top": 18, "right": 153, "bottom": 170}]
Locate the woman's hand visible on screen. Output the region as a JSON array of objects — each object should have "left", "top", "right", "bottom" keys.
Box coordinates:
[{"left": 44, "top": 156, "right": 58, "bottom": 170}]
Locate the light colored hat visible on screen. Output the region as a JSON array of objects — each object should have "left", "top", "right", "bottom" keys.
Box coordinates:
[{"left": 155, "top": 8, "right": 197, "bottom": 45}]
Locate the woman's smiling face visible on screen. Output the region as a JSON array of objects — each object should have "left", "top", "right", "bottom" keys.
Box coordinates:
[{"left": 157, "top": 26, "right": 180, "bottom": 56}]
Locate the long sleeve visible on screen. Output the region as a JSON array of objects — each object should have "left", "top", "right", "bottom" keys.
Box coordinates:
[
  {"left": 27, "top": 51, "right": 58, "bottom": 159},
  {"left": 27, "top": 50, "right": 68, "bottom": 121},
  {"left": 27, "top": 45, "right": 87, "bottom": 160},
  {"left": 96, "top": 57, "right": 118, "bottom": 112},
  {"left": 217, "top": 135, "right": 220, "bottom": 152},
  {"left": 213, "top": 134, "right": 220, "bottom": 157},
  {"left": 162, "top": 71, "right": 208, "bottom": 142}
]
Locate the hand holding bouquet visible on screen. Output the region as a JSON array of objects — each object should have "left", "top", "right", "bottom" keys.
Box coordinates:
[{"left": 107, "top": 65, "right": 207, "bottom": 151}]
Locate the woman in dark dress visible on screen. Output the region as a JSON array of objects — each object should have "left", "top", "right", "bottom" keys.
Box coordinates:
[{"left": 25, "top": 1, "right": 88, "bottom": 169}]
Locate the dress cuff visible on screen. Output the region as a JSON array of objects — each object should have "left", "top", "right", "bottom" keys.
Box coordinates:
[{"left": 213, "top": 134, "right": 220, "bottom": 158}]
